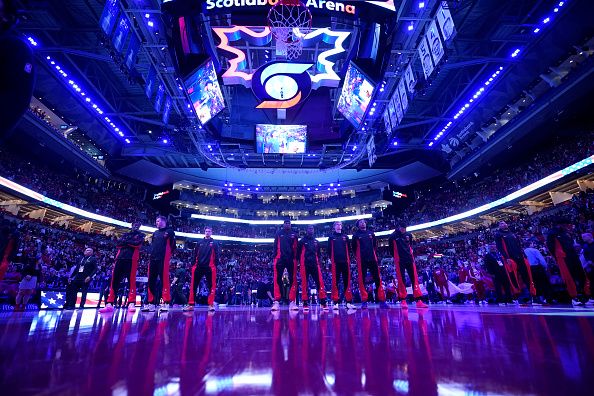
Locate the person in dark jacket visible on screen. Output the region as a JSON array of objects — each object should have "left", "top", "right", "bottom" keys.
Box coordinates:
[
  {"left": 298, "top": 225, "right": 328, "bottom": 311},
  {"left": 271, "top": 219, "right": 298, "bottom": 311},
  {"left": 184, "top": 226, "right": 219, "bottom": 311},
  {"left": 327, "top": 221, "right": 356, "bottom": 310},
  {"left": 582, "top": 233, "right": 594, "bottom": 306},
  {"left": 100, "top": 221, "right": 145, "bottom": 313},
  {"left": 484, "top": 244, "right": 513, "bottom": 304},
  {"left": 0, "top": 219, "right": 19, "bottom": 282},
  {"left": 388, "top": 223, "right": 427, "bottom": 308},
  {"left": 171, "top": 261, "right": 188, "bottom": 306},
  {"left": 420, "top": 267, "right": 437, "bottom": 302},
  {"left": 352, "top": 219, "right": 388, "bottom": 309},
  {"left": 142, "top": 215, "right": 176, "bottom": 312},
  {"left": 547, "top": 218, "right": 590, "bottom": 305},
  {"left": 64, "top": 247, "right": 98, "bottom": 309},
  {"left": 495, "top": 221, "right": 536, "bottom": 299}
]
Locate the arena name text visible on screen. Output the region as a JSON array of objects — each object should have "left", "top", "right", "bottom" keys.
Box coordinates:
[{"left": 204, "top": 0, "right": 357, "bottom": 15}]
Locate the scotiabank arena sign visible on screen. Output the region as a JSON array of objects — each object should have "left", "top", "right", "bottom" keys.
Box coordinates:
[{"left": 204, "top": 0, "right": 361, "bottom": 15}]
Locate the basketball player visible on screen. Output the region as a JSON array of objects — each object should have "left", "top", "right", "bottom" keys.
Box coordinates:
[
  {"left": 297, "top": 225, "right": 328, "bottom": 311},
  {"left": 352, "top": 219, "right": 388, "bottom": 309},
  {"left": 495, "top": 221, "right": 537, "bottom": 301},
  {"left": 100, "top": 221, "right": 144, "bottom": 313},
  {"left": 184, "top": 226, "right": 219, "bottom": 311},
  {"left": 271, "top": 219, "right": 299, "bottom": 311},
  {"left": 388, "top": 222, "right": 427, "bottom": 308},
  {"left": 327, "top": 221, "right": 356, "bottom": 309},
  {"left": 142, "top": 215, "right": 175, "bottom": 312}
]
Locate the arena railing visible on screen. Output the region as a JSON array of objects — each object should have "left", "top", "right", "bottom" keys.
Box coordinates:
[{"left": 0, "top": 153, "right": 592, "bottom": 243}]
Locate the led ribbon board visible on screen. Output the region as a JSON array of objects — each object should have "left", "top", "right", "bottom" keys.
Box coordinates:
[
  {"left": 1, "top": 153, "right": 591, "bottom": 241},
  {"left": 213, "top": 26, "right": 350, "bottom": 108}
]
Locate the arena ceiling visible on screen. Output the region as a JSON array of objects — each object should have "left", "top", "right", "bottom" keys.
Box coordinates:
[{"left": 11, "top": 0, "right": 594, "bottom": 186}]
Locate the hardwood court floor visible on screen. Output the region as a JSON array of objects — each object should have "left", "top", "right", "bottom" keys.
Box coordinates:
[{"left": 1, "top": 304, "right": 593, "bottom": 395}]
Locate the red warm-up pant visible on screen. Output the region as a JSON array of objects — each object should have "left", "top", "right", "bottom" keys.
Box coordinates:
[
  {"left": 188, "top": 264, "right": 217, "bottom": 306},
  {"left": 300, "top": 264, "right": 327, "bottom": 303},
  {"left": 331, "top": 261, "right": 353, "bottom": 303},
  {"left": 356, "top": 259, "right": 386, "bottom": 303},
  {"left": 106, "top": 259, "right": 139, "bottom": 305}
]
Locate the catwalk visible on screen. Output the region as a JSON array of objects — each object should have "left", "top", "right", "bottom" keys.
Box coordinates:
[{"left": 1, "top": 305, "right": 593, "bottom": 395}]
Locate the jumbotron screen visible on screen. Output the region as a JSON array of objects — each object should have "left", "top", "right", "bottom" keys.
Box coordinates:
[
  {"left": 337, "top": 62, "right": 376, "bottom": 128},
  {"left": 185, "top": 58, "right": 225, "bottom": 124},
  {"left": 256, "top": 124, "right": 307, "bottom": 154}
]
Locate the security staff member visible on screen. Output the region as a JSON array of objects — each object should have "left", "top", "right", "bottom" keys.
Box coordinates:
[{"left": 64, "top": 247, "right": 97, "bottom": 309}]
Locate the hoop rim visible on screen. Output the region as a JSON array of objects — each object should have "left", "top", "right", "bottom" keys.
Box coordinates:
[{"left": 267, "top": 1, "right": 313, "bottom": 44}]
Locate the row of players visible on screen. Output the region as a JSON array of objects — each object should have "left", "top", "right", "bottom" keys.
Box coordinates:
[
  {"left": 68, "top": 216, "right": 421, "bottom": 312},
  {"left": 64, "top": 215, "right": 590, "bottom": 312}
]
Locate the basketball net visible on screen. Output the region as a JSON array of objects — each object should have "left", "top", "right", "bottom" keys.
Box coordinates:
[{"left": 267, "top": 0, "right": 312, "bottom": 60}]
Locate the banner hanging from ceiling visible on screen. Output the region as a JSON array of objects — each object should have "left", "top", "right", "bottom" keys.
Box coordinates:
[
  {"left": 154, "top": 83, "right": 165, "bottom": 112},
  {"left": 145, "top": 66, "right": 157, "bottom": 99},
  {"left": 112, "top": 16, "right": 130, "bottom": 53},
  {"left": 99, "top": 0, "right": 120, "bottom": 36},
  {"left": 125, "top": 34, "right": 140, "bottom": 70},
  {"left": 382, "top": 1, "right": 456, "bottom": 134}
]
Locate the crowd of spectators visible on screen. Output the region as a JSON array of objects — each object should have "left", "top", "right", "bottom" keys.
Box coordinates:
[
  {"left": 1, "top": 126, "right": 594, "bottom": 308},
  {"left": 1, "top": 187, "right": 592, "bottom": 309},
  {"left": 28, "top": 106, "right": 105, "bottom": 165},
  {"left": 178, "top": 188, "right": 383, "bottom": 214},
  {"left": 2, "top": 131, "right": 592, "bottom": 241},
  {"left": 404, "top": 131, "right": 594, "bottom": 224},
  {"left": 172, "top": 217, "right": 394, "bottom": 239},
  {"left": 0, "top": 147, "right": 391, "bottom": 238},
  {"left": 0, "top": 149, "right": 157, "bottom": 223}
]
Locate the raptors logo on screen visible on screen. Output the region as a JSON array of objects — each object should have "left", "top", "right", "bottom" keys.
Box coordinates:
[
  {"left": 252, "top": 62, "right": 312, "bottom": 109},
  {"left": 212, "top": 26, "right": 350, "bottom": 108}
]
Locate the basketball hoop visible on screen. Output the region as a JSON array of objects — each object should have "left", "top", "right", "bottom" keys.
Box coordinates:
[{"left": 267, "top": 0, "right": 312, "bottom": 60}]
